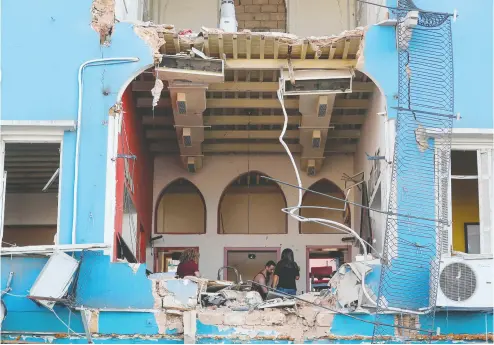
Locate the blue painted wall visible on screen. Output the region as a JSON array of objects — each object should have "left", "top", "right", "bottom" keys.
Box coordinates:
[
  {"left": 1, "top": 252, "right": 156, "bottom": 333},
  {"left": 376, "top": 0, "right": 494, "bottom": 128},
  {"left": 0, "top": 0, "right": 153, "bottom": 244}
]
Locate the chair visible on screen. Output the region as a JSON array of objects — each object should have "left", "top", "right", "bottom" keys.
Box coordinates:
[{"left": 310, "top": 266, "right": 333, "bottom": 291}]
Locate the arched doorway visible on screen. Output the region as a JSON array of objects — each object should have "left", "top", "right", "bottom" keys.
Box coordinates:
[
  {"left": 155, "top": 178, "right": 206, "bottom": 234},
  {"left": 218, "top": 171, "right": 287, "bottom": 234},
  {"left": 299, "top": 178, "right": 350, "bottom": 234}
]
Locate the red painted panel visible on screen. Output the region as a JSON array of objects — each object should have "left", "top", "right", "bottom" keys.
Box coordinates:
[{"left": 114, "top": 88, "right": 154, "bottom": 262}]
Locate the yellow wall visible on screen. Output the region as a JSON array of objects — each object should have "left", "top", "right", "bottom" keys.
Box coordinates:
[
  {"left": 300, "top": 193, "right": 346, "bottom": 234},
  {"left": 451, "top": 179, "right": 479, "bottom": 252},
  {"left": 157, "top": 193, "right": 205, "bottom": 234},
  {"left": 219, "top": 192, "right": 286, "bottom": 234}
]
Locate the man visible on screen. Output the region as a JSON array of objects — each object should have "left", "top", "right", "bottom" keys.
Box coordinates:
[{"left": 252, "top": 260, "right": 276, "bottom": 300}]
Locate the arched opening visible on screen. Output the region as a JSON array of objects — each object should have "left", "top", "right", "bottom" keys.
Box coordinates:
[
  {"left": 218, "top": 171, "right": 287, "bottom": 234},
  {"left": 299, "top": 179, "right": 350, "bottom": 234},
  {"left": 155, "top": 178, "right": 206, "bottom": 234}
]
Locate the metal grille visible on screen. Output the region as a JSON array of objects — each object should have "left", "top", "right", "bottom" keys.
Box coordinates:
[
  {"left": 318, "top": 104, "right": 328, "bottom": 117},
  {"left": 372, "top": 0, "right": 455, "bottom": 341},
  {"left": 440, "top": 263, "right": 477, "bottom": 302},
  {"left": 177, "top": 101, "right": 187, "bottom": 114}
]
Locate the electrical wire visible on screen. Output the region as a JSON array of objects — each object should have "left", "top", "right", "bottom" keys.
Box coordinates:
[
  {"left": 248, "top": 280, "right": 433, "bottom": 335},
  {"left": 355, "top": 0, "right": 455, "bottom": 16},
  {"left": 262, "top": 175, "right": 448, "bottom": 225},
  {"left": 3, "top": 292, "right": 28, "bottom": 298},
  {"left": 276, "top": 88, "right": 433, "bottom": 317},
  {"left": 51, "top": 308, "right": 77, "bottom": 335}
]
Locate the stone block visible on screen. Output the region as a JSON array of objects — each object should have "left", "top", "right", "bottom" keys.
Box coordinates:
[
  {"left": 245, "top": 5, "right": 261, "bottom": 12},
  {"left": 246, "top": 310, "right": 262, "bottom": 325},
  {"left": 298, "top": 307, "right": 318, "bottom": 327},
  {"left": 277, "top": 5, "right": 285, "bottom": 12},
  {"left": 316, "top": 312, "right": 334, "bottom": 327},
  {"left": 277, "top": 20, "right": 285, "bottom": 28},
  {"left": 236, "top": 5, "right": 245, "bottom": 13},
  {"left": 254, "top": 13, "right": 270, "bottom": 20},
  {"left": 224, "top": 311, "right": 247, "bottom": 326},
  {"left": 263, "top": 20, "right": 278, "bottom": 28},
  {"left": 198, "top": 310, "right": 224, "bottom": 325},
  {"left": 270, "top": 12, "right": 285, "bottom": 20},
  {"left": 241, "top": 0, "right": 253, "bottom": 4},
  {"left": 237, "top": 13, "right": 255, "bottom": 21},
  {"left": 253, "top": 0, "right": 269, "bottom": 4},
  {"left": 262, "top": 310, "right": 286, "bottom": 325},
  {"left": 245, "top": 20, "right": 262, "bottom": 28},
  {"left": 261, "top": 4, "right": 278, "bottom": 12}
]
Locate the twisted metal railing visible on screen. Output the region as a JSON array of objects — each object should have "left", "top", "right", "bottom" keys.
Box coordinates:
[{"left": 373, "top": 0, "right": 454, "bottom": 341}]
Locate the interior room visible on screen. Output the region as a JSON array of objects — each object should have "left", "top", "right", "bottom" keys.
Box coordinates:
[
  {"left": 450, "top": 150, "right": 480, "bottom": 253},
  {"left": 154, "top": 247, "right": 200, "bottom": 275},
  {"left": 114, "top": 35, "right": 386, "bottom": 286},
  {"left": 2, "top": 143, "right": 60, "bottom": 247},
  {"left": 225, "top": 249, "right": 279, "bottom": 283},
  {"left": 307, "top": 246, "right": 350, "bottom": 291}
]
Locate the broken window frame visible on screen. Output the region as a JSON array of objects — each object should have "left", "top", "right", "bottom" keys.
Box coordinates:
[
  {"left": 0, "top": 121, "right": 73, "bottom": 250},
  {"left": 437, "top": 132, "right": 494, "bottom": 255}
]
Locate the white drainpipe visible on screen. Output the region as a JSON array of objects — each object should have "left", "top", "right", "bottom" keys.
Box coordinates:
[
  {"left": 219, "top": 0, "right": 237, "bottom": 32},
  {"left": 72, "top": 57, "right": 139, "bottom": 245}
]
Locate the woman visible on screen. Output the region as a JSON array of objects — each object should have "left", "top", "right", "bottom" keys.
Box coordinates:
[
  {"left": 176, "top": 248, "right": 201, "bottom": 278},
  {"left": 272, "top": 248, "right": 300, "bottom": 296}
]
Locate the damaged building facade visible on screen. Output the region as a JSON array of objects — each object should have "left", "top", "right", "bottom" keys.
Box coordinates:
[{"left": 0, "top": 0, "right": 493, "bottom": 343}]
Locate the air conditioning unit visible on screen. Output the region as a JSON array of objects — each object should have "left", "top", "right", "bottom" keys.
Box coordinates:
[
  {"left": 279, "top": 69, "right": 352, "bottom": 96},
  {"left": 436, "top": 256, "right": 493, "bottom": 310},
  {"left": 157, "top": 55, "right": 224, "bottom": 83}
]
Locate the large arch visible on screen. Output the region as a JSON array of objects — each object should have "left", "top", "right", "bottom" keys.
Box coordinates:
[
  {"left": 218, "top": 171, "right": 287, "bottom": 234},
  {"left": 299, "top": 178, "right": 350, "bottom": 234},
  {"left": 154, "top": 178, "right": 206, "bottom": 234}
]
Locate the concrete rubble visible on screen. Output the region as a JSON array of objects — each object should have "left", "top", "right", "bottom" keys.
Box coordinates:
[{"left": 146, "top": 272, "right": 344, "bottom": 341}]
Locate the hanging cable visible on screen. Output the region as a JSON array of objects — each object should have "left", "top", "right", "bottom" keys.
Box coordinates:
[{"left": 276, "top": 89, "right": 433, "bottom": 316}]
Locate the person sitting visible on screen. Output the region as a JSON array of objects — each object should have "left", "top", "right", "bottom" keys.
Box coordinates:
[
  {"left": 176, "top": 248, "right": 201, "bottom": 278},
  {"left": 252, "top": 260, "right": 277, "bottom": 300}
]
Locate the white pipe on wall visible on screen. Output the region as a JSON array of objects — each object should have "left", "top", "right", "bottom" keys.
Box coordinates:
[{"left": 73, "top": 57, "right": 139, "bottom": 245}]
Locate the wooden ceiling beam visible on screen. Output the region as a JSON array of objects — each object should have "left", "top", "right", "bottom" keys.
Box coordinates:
[
  {"left": 204, "top": 98, "right": 369, "bottom": 110},
  {"left": 224, "top": 59, "right": 357, "bottom": 70},
  {"left": 149, "top": 142, "right": 357, "bottom": 154},
  {"left": 132, "top": 81, "right": 374, "bottom": 93},
  {"left": 205, "top": 115, "right": 300, "bottom": 126},
  {"left": 146, "top": 129, "right": 359, "bottom": 140},
  {"left": 141, "top": 114, "right": 365, "bottom": 127}
]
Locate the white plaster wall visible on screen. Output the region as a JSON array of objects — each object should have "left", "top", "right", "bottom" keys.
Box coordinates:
[
  {"left": 354, "top": 88, "right": 392, "bottom": 256},
  {"left": 147, "top": 0, "right": 219, "bottom": 31},
  {"left": 149, "top": 154, "right": 356, "bottom": 292},
  {"left": 286, "top": 0, "right": 356, "bottom": 37},
  {"left": 4, "top": 193, "right": 58, "bottom": 225},
  {"left": 355, "top": 0, "right": 388, "bottom": 27},
  {"left": 115, "top": 0, "right": 145, "bottom": 22}
]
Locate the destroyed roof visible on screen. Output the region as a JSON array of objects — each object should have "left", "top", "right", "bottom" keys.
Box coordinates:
[{"left": 134, "top": 24, "right": 365, "bottom": 62}]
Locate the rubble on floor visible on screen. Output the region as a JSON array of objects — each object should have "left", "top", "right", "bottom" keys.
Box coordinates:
[{"left": 147, "top": 272, "right": 343, "bottom": 340}]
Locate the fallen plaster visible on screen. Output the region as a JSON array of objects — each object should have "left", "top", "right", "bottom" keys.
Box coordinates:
[
  {"left": 91, "top": 0, "right": 115, "bottom": 45},
  {"left": 133, "top": 25, "right": 167, "bottom": 64},
  {"left": 131, "top": 23, "right": 365, "bottom": 63}
]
